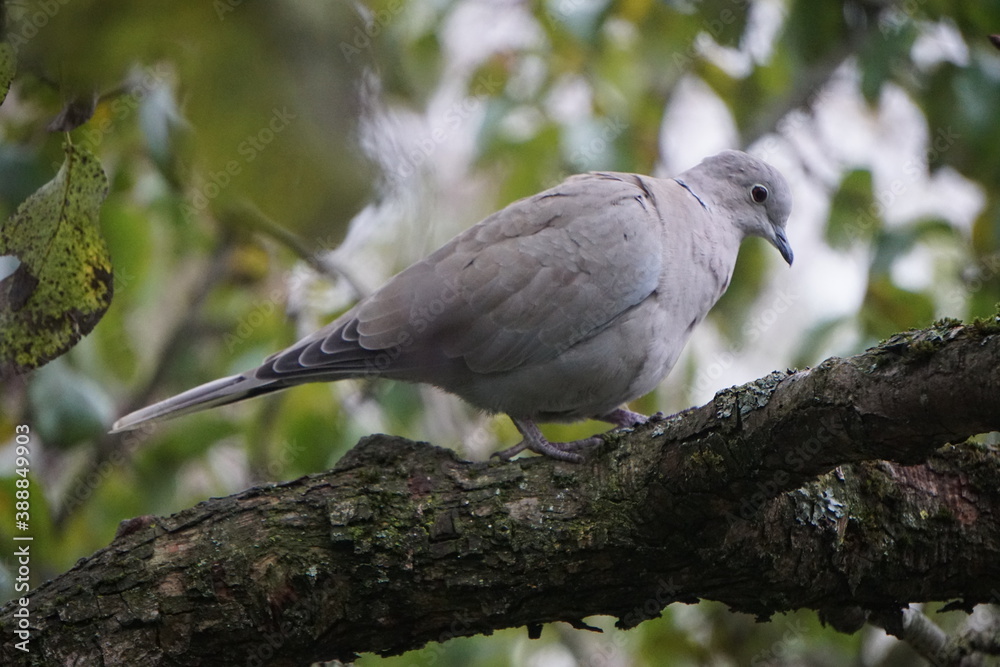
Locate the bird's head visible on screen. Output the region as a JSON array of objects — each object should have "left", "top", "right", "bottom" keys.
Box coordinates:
[{"left": 680, "top": 150, "right": 794, "bottom": 266}]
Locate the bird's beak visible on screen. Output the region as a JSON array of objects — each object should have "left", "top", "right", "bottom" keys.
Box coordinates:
[{"left": 772, "top": 226, "right": 793, "bottom": 266}]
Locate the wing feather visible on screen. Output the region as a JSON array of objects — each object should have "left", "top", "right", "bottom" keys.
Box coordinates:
[{"left": 260, "top": 172, "right": 665, "bottom": 380}]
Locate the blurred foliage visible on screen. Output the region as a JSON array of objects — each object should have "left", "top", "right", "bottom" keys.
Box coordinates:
[
  {"left": 827, "top": 169, "right": 877, "bottom": 248},
  {"left": 0, "top": 41, "right": 13, "bottom": 104},
  {"left": 1, "top": 0, "right": 999, "bottom": 665}
]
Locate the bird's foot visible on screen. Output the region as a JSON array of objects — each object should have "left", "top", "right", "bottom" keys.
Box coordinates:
[
  {"left": 596, "top": 407, "right": 649, "bottom": 427},
  {"left": 492, "top": 418, "right": 601, "bottom": 463},
  {"left": 492, "top": 437, "right": 600, "bottom": 463}
]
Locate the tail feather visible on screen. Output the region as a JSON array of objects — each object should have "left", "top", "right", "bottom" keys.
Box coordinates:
[{"left": 110, "top": 374, "right": 280, "bottom": 433}]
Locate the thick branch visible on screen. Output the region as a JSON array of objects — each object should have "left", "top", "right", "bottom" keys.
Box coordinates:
[{"left": 2, "top": 319, "right": 999, "bottom": 666}]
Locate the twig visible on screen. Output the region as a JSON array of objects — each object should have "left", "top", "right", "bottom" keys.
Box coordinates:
[{"left": 221, "top": 202, "right": 370, "bottom": 300}]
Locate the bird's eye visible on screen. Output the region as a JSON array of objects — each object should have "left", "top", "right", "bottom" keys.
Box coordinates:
[{"left": 751, "top": 185, "right": 769, "bottom": 203}]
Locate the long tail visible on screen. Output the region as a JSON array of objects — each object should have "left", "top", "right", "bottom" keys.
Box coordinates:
[{"left": 110, "top": 374, "right": 282, "bottom": 433}]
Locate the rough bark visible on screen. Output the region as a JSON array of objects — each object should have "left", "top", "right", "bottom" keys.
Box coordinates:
[{"left": 2, "top": 318, "right": 999, "bottom": 666}]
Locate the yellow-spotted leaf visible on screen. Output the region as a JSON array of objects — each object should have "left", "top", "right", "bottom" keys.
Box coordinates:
[
  {"left": 0, "top": 41, "right": 14, "bottom": 105},
  {"left": 0, "top": 143, "right": 112, "bottom": 377}
]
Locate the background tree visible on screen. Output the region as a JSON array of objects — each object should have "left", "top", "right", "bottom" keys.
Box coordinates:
[{"left": 1, "top": 0, "right": 999, "bottom": 664}]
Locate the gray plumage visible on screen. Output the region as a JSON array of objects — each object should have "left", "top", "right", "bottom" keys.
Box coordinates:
[{"left": 111, "top": 150, "right": 793, "bottom": 461}]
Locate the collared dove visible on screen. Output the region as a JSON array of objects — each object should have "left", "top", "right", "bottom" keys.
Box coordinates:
[{"left": 112, "top": 150, "right": 793, "bottom": 462}]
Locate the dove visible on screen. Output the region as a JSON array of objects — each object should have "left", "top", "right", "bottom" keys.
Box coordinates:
[{"left": 112, "top": 150, "right": 793, "bottom": 462}]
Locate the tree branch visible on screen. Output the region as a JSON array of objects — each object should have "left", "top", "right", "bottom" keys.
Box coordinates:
[{"left": 3, "top": 318, "right": 1000, "bottom": 666}]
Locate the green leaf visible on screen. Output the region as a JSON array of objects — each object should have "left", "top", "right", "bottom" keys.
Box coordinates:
[
  {"left": 870, "top": 220, "right": 954, "bottom": 277},
  {"left": 782, "top": 0, "right": 849, "bottom": 65},
  {"left": 858, "top": 21, "right": 917, "bottom": 105},
  {"left": 0, "top": 143, "right": 112, "bottom": 376},
  {"left": 0, "top": 41, "right": 15, "bottom": 106},
  {"left": 826, "top": 169, "right": 877, "bottom": 249}
]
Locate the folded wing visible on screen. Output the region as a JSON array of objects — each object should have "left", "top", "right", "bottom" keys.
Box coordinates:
[{"left": 260, "top": 172, "right": 666, "bottom": 381}]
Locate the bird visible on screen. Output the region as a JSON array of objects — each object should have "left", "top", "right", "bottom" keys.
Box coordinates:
[{"left": 111, "top": 150, "right": 793, "bottom": 462}]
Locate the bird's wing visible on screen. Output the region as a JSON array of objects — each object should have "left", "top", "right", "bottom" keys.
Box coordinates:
[
  {"left": 259, "top": 172, "right": 667, "bottom": 379},
  {"left": 353, "top": 172, "right": 666, "bottom": 375}
]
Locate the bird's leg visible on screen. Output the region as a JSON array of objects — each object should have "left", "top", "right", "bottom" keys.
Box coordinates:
[
  {"left": 492, "top": 418, "right": 601, "bottom": 463},
  {"left": 492, "top": 408, "right": 656, "bottom": 462},
  {"left": 594, "top": 407, "right": 649, "bottom": 428}
]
